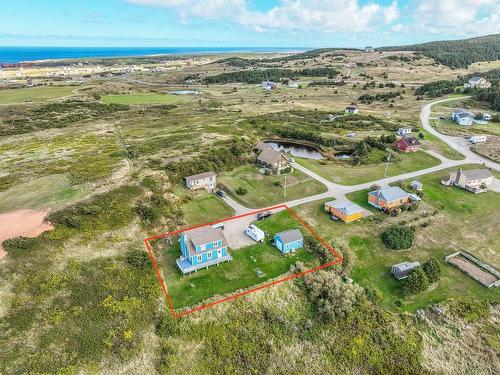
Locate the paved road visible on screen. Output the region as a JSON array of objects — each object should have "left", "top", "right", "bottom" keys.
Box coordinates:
[{"left": 220, "top": 96, "right": 499, "bottom": 213}]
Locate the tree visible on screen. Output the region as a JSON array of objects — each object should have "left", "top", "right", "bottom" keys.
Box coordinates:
[
  {"left": 404, "top": 267, "right": 429, "bottom": 295},
  {"left": 418, "top": 132, "right": 424, "bottom": 140},
  {"left": 126, "top": 250, "right": 151, "bottom": 269},
  {"left": 422, "top": 257, "right": 441, "bottom": 283},
  {"left": 381, "top": 225, "right": 415, "bottom": 250},
  {"left": 303, "top": 270, "right": 364, "bottom": 320}
]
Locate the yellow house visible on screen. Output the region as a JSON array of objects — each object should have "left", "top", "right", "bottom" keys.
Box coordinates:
[{"left": 324, "top": 200, "right": 364, "bottom": 223}]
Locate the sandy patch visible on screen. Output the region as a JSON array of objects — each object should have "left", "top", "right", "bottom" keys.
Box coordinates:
[{"left": 0, "top": 209, "right": 54, "bottom": 259}]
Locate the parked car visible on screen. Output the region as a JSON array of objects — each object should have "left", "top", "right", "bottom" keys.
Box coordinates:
[
  {"left": 256, "top": 210, "right": 272, "bottom": 220},
  {"left": 216, "top": 189, "right": 226, "bottom": 197}
]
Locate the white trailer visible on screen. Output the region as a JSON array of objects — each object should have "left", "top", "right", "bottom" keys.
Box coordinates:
[
  {"left": 245, "top": 224, "right": 265, "bottom": 242},
  {"left": 470, "top": 135, "right": 487, "bottom": 144}
]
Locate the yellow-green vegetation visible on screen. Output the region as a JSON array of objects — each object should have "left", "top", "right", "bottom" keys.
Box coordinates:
[
  {"left": 418, "top": 128, "right": 465, "bottom": 160},
  {"left": 296, "top": 151, "right": 441, "bottom": 185},
  {"left": 181, "top": 192, "right": 234, "bottom": 226},
  {"left": 153, "top": 210, "right": 317, "bottom": 309},
  {"left": 219, "top": 165, "right": 327, "bottom": 208},
  {"left": 101, "top": 93, "right": 182, "bottom": 105},
  {"left": 0, "top": 174, "right": 89, "bottom": 213},
  {"left": 293, "top": 165, "right": 500, "bottom": 312},
  {"left": 0, "top": 85, "right": 76, "bottom": 104}
]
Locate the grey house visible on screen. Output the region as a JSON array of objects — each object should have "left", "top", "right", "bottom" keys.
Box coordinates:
[{"left": 256, "top": 148, "right": 289, "bottom": 174}]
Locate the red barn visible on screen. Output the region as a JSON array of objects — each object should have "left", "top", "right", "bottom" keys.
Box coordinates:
[{"left": 395, "top": 136, "right": 421, "bottom": 153}]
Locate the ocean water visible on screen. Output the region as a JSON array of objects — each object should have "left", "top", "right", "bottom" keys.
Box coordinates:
[{"left": 0, "top": 46, "right": 306, "bottom": 64}]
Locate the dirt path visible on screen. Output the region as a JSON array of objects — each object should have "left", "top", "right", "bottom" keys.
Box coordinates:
[{"left": 0, "top": 209, "right": 54, "bottom": 259}]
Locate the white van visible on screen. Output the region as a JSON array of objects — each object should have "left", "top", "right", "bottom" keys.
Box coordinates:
[
  {"left": 470, "top": 135, "right": 487, "bottom": 144},
  {"left": 245, "top": 224, "right": 265, "bottom": 242}
]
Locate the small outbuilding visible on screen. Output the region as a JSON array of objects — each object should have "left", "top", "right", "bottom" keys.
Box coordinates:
[
  {"left": 391, "top": 261, "right": 420, "bottom": 280},
  {"left": 410, "top": 180, "right": 423, "bottom": 191},
  {"left": 345, "top": 105, "right": 358, "bottom": 114},
  {"left": 274, "top": 229, "right": 303, "bottom": 254}
]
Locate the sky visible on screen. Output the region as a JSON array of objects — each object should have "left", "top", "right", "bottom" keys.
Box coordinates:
[{"left": 0, "top": 0, "right": 499, "bottom": 48}]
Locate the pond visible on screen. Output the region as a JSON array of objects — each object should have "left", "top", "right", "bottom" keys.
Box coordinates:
[
  {"left": 264, "top": 141, "right": 324, "bottom": 160},
  {"left": 169, "top": 90, "right": 203, "bottom": 95}
]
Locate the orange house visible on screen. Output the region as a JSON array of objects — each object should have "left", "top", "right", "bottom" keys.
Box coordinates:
[
  {"left": 368, "top": 186, "right": 410, "bottom": 210},
  {"left": 324, "top": 200, "right": 364, "bottom": 223}
]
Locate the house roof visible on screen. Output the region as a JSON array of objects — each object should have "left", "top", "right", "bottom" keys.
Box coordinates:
[
  {"left": 399, "top": 136, "right": 421, "bottom": 146},
  {"left": 325, "top": 200, "right": 364, "bottom": 215},
  {"left": 368, "top": 186, "right": 409, "bottom": 202},
  {"left": 345, "top": 106, "right": 357, "bottom": 110},
  {"left": 254, "top": 141, "right": 272, "bottom": 153},
  {"left": 393, "top": 261, "right": 420, "bottom": 272},
  {"left": 185, "top": 171, "right": 216, "bottom": 182},
  {"left": 184, "top": 226, "right": 226, "bottom": 249},
  {"left": 469, "top": 76, "right": 484, "bottom": 83},
  {"left": 257, "top": 148, "right": 287, "bottom": 165},
  {"left": 455, "top": 168, "right": 493, "bottom": 181},
  {"left": 275, "top": 229, "right": 303, "bottom": 244}
]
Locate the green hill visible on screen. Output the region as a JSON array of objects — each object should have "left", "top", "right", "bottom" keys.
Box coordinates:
[{"left": 378, "top": 34, "right": 500, "bottom": 68}]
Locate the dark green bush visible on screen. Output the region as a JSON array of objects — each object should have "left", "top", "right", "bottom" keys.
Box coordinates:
[{"left": 381, "top": 225, "right": 415, "bottom": 250}]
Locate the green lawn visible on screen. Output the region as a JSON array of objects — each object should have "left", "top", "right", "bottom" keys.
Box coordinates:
[
  {"left": 182, "top": 193, "right": 234, "bottom": 226},
  {"left": 419, "top": 128, "right": 465, "bottom": 160},
  {"left": 101, "top": 93, "right": 182, "bottom": 105},
  {"left": 218, "top": 165, "right": 327, "bottom": 208},
  {"left": 293, "top": 166, "right": 500, "bottom": 312},
  {"left": 0, "top": 174, "right": 89, "bottom": 213},
  {"left": 296, "top": 150, "right": 441, "bottom": 185},
  {"left": 0, "top": 86, "right": 76, "bottom": 104},
  {"left": 155, "top": 210, "right": 318, "bottom": 309}
]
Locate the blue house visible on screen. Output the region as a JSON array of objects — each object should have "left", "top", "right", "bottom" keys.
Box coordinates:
[
  {"left": 274, "top": 229, "right": 304, "bottom": 254},
  {"left": 176, "top": 226, "right": 232, "bottom": 274}
]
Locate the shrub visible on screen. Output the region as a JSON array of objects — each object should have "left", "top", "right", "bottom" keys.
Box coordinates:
[
  {"left": 126, "top": 250, "right": 151, "bottom": 269},
  {"left": 382, "top": 225, "right": 415, "bottom": 250},
  {"left": 404, "top": 267, "right": 429, "bottom": 295},
  {"left": 236, "top": 187, "right": 248, "bottom": 195},
  {"left": 449, "top": 299, "right": 490, "bottom": 322},
  {"left": 422, "top": 258, "right": 441, "bottom": 283}
]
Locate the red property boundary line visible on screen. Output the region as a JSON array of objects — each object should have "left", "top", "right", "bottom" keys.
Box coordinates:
[{"left": 143, "top": 204, "right": 343, "bottom": 319}]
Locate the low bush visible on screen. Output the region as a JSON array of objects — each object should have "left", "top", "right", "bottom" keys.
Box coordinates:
[{"left": 382, "top": 225, "right": 415, "bottom": 250}]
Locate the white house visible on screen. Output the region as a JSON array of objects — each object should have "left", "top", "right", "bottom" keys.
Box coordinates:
[
  {"left": 466, "top": 76, "right": 491, "bottom": 88},
  {"left": 261, "top": 81, "right": 277, "bottom": 90},
  {"left": 185, "top": 171, "right": 217, "bottom": 192},
  {"left": 345, "top": 105, "right": 358, "bottom": 114},
  {"left": 442, "top": 168, "right": 493, "bottom": 193},
  {"left": 451, "top": 109, "right": 473, "bottom": 126},
  {"left": 364, "top": 46, "right": 374, "bottom": 53},
  {"left": 397, "top": 128, "right": 412, "bottom": 136},
  {"left": 483, "top": 113, "right": 492, "bottom": 121},
  {"left": 287, "top": 81, "right": 299, "bottom": 88},
  {"left": 469, "top": 135, "right": 487, "bottom": 144}
]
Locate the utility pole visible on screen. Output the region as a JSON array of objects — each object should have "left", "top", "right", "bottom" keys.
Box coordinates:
[{"left": 283, "top": 174, "right": 287, "bottom": 199}]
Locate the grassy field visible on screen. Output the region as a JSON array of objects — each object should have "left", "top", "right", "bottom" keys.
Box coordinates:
[
  {"left": 0, "top": 174, "right": 89, "bottom": 213},
  {"left": 101, "top": 93, "right": 182, "bottom": 105},
  {"left": 296, "top": 150, "right": 441, "bottom": 185},
  {"left": 181, "top": 193, "right": 234, "bottom": 226},
  {"left": 419, "top": 128, "right": 465, "bottom": 160},
  {"left": 0, "top": 86, "right": 76, "bottom": 104},
  {"left": 293, "top": 165, "right": 500, "bottom": 312},
  {"left": 219, "top": 165, "right": 327, "bottom": 208},
  {"left": 155, "top": 210, "right": 318, "bottom": 309}
]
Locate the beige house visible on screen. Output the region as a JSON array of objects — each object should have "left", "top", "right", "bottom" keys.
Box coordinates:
[
  {"left": 185, "top": 171, "right": 217, "bottom": 191},
  {"left": 256, "top": 148, "right": 289, "bottom": 174},
  {"left": 442, "top": 168, "right": 493, "bottom": 193},
  {"left": 466, "top": 76, "right": 491, "bottom": 88}
]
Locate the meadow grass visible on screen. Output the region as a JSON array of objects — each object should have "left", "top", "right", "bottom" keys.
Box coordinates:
[
  {"left": 0, "top": 86, "right": 76, "bottom": 104},
  {"left": 218, "top": 165, "right": 327, "bottom": 208},
  {"left": 296, "top": 150, "right": 441, "bottom": 185},
  {"left": 181, "top": 192, "right": 234, "bottom": 226},
  {"left": 101, "top": 93, "right": 182, "bottom": 105}
]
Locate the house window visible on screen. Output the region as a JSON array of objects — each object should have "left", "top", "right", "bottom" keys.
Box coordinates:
[
  {"left": 218, "top": 249, "right": 222, "bottom": 257},
  {"left": 197, "top": 255, "right": 202, "bottom": 262},
  {"left": 213, "top": 241, "right": 218, "bottom": 247},
  {"left": 207, "top": 252, "right": 212, "bottom": 259}
]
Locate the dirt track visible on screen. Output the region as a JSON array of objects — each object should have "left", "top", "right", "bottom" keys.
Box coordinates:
[{"left": 0, "top": 209, "right": 53, "bottom": 259}]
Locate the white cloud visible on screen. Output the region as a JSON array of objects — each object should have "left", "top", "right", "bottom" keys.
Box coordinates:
[
  {"left": 411, "top": 0, "right": 500, "bottom": 35},
  {"left": 127, "top": 0, "right": 401, "bottom": 32}
]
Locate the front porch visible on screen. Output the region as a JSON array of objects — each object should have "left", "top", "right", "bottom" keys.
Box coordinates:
[{"left": 176, "top": 254, "right": 233, "bottom": 275}]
